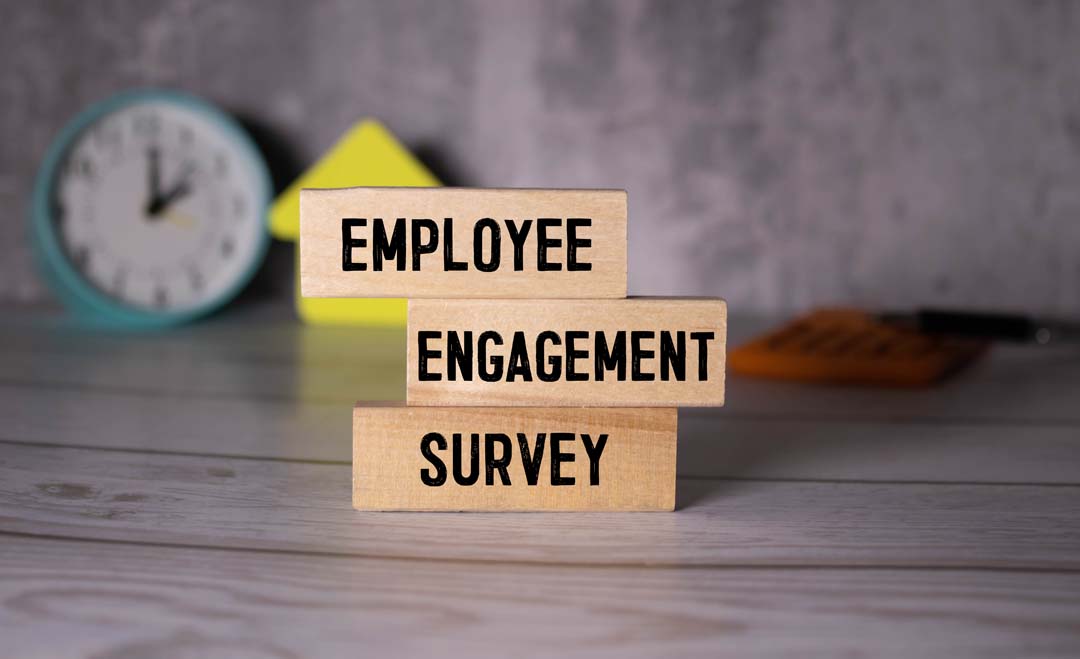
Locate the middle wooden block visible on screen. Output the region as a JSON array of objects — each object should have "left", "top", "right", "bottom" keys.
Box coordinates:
[
  {"left": 300, "top": 187, "right": 627, "bottom": 298},
  {"left": 408, "top": 298, "right": 727, "bottom": 407}
]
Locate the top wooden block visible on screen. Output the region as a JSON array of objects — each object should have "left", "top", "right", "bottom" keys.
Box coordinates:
[{"left": 300, "top": 187, "right": 627, "bottom": 298}]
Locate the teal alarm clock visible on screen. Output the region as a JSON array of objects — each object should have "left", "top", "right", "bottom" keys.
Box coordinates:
[{"left": 30, "top": 89, "right": 271, "bottom": 327}]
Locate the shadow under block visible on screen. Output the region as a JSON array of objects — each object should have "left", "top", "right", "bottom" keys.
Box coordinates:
[
  {"left": 407, "top": 298, "right": 727, "bottom": 407},
  {"left": 300, "top": 187, "right": 627, "bottom": 298},
  {"left": 353, "top": 405, "right": 677, "bottom": 511}
]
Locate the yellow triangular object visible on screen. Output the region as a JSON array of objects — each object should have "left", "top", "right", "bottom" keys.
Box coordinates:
[
  {"left": 269, "top": 119, "right": 441, "bottom": 240},
  {"left": 269, "top": 119, "right": 440, "bottom": 325}
]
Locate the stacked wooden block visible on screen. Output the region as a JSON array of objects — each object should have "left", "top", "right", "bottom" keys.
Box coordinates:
[{"left": 300, "top": 188, "right": 726, "bottom": 511}]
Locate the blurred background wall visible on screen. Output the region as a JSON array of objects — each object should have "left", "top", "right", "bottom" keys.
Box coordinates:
[{"left": 4, "top": 0, "right": 1080, "bottom": 313}]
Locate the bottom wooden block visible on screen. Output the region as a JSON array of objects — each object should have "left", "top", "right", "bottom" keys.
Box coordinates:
[{"left": 353, "top": 405, "right": 677, "bottom": 511}]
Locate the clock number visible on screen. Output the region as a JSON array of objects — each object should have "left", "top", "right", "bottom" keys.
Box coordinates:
[
  {"left": 221, "top": 237, "right": 235, "bottom": 259},
  {"left": 67, "top": 156, "right": 94, "bottom": 181},
  {"left": 73, "top": 246, "right": 90, "bottom": 271},
  {"left": 153, "top": 286, "right": 168, "bottom": 309}
]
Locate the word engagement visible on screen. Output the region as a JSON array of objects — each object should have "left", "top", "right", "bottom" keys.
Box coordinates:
[{"left": 417, "top": 329, "right": 718, "bottom": 383}]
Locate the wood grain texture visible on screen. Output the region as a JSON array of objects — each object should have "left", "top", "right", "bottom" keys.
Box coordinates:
[
  {"left": 3, "top": 443, "right": 1079, "bottom": 569},
  {"left": 4, "top": 314, "right": 1080, "bottom": 424},
  {"left": 354, "top": 405, "right": 676, "bottom": 511},
  {"left": 2, "top": 308, "right": 1080, "bottom": 656},
  {"left": 3, "top": 383, "right": 1080, "bottom": 485},
  {"left": 407, "top": 298, "right": 727, "bottom": 407},
  {"left": 0, "top": 309, "right": 1076, "bottom": 486},
  {"left": 3, "top": 535, "right": 1079, "bottom": 659},
  {"left": 300, "top": 187, "right": 627, "bottom": 298}
]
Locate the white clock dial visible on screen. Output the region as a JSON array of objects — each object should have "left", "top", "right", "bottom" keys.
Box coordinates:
[{"left": 52, "top": 101, "right": 264, "bottom": 313}]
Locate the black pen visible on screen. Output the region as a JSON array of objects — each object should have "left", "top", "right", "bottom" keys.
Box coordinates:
[{"left": 879, "top": 309, "right": 1080, "bottom": 345}]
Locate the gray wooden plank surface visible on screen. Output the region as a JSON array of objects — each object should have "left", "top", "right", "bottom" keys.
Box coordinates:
[
  {"left": 2, "top": 383, "right": 1078, "bottom": 484},
  {"left": 2, "top": 308, "right": 1078, "bottom": 485},
  {"left": 3, "top": 534, "right": 1078, "bottom": 659},
  {"left": 0, "top": 320, "right": 405, "bottom": 403},
  {"left": 2, "top": 443, "right": 1078, "bottom": 569},
  {"left": 3, "top": 313, "right": 1079, "bottom": 424},
  {"left": 3, "top": 309, "right": 1078, "bottom": 656}
]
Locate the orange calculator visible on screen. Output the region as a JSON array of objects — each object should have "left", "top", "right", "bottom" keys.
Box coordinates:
[{"left": 729, "top": 308, "right": 987, "bottom": 387}]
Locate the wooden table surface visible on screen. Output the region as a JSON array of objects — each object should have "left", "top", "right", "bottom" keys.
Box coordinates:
[{"left": 1, "top": 307, "right": 1078, "bottom": 657}]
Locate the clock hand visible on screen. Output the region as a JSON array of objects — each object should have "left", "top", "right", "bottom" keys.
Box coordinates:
[
  {"left": 146, "top": 147, "right": 162, "bottom": 201},
  {"left": 146, "top": 162, "right": 194, "bottom": 218},
  {"left": 146, "top": 181, "right": 191, "bottom": 217}
]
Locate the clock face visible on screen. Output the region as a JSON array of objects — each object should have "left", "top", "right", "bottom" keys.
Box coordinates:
[{"left": 49, "top": 99, "right": 266, "bottom": 315}]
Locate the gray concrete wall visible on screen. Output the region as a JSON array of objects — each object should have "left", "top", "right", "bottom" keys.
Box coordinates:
[{"left": 4, "top": 0, "right": 1080, "bottom": 313}]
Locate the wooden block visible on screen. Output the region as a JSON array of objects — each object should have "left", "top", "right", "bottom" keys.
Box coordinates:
[
  {"left": 407, "top": 298, "right": 726, "bottom": 407},
  {"left": 353, "top": 404, "right": 677, "bottom": 511},
  {"left": 300, "top": 187, "right": 627, "bottom": 298}
]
